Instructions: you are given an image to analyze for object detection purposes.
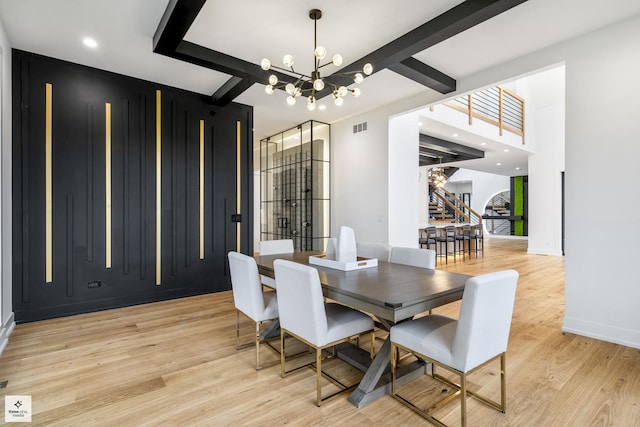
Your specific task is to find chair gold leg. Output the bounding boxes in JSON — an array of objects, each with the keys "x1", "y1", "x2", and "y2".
[
  {"x1": 501, "y1": 353, "x2": 506, "y2": 412},
  {"x1": 280, "y1": 330, "x2": 286, "y2": 378},
  {"x1": 255, "y1": 321, "x2": 261, "y2": 370},
  {"x1": 316, "y1": 347, "x2": 322, "y2": 406},
  {"x1": 370, "y1": 331, "x2": 375, "y2": 359},
  {"x1": 390, "y1": 343, "x2": 397, "y2": 395},
  {"x1": 236, "y1": 310, "x2": 240, "y2": 348},
  {"x1": 460, "y1": 373, "x2": 467, "y2": 427}
]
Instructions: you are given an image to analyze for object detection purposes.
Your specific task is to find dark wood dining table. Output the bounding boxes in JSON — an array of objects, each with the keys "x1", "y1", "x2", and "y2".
[{"x1": 254, "y1": 250, "x2": 471, "y2": 408}]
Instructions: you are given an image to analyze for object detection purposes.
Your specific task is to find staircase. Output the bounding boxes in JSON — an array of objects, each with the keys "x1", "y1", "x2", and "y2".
[
  {"x1": 483, "y1": 192, "x2": 512, "y2": 235},
  {"x1": 429, "y1": 184, "x2": 482, "y2": 225}
]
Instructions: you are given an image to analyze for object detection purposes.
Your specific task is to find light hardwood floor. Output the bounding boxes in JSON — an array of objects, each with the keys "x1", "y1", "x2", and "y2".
[{"x1": 1, "y1": 238, "x2": 639, "y2": 426}]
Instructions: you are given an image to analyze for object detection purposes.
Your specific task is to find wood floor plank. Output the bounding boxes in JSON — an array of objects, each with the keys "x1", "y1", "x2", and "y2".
[{"x1": 1, "y1": 238, "x2": 639, "y2": 426}]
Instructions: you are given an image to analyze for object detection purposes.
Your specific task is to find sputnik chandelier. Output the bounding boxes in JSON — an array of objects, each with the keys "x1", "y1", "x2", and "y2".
[
  {"x1": 260, "y1": 8, "x2": 373, "y2": 111},
  {"x1": 430, "y1": 157, "x2": 448, "y2": 189}
]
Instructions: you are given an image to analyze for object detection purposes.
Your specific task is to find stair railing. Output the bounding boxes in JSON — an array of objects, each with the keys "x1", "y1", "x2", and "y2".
[{"x1": 430, "y1": 185, "x2": 482, "y2": 225}]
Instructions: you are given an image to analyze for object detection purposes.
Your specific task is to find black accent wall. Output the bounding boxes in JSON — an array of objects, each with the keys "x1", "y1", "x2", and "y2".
[{"x1": 12, "y1": 50, "x2": 253, "y2": 322}]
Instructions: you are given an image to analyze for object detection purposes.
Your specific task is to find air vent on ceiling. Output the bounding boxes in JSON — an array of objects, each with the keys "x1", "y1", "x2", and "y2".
[{"x1": 353, "y1": 121, "x2": 368, "y2": 134}]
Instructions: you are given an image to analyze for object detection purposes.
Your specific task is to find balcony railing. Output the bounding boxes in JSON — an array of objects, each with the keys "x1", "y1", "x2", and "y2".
[{"x1": 444, "y1": 86, "x2": 525, "y2": 144}]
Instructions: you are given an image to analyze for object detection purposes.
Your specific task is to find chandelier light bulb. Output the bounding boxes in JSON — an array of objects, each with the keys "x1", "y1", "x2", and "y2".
[
  {"x1": 307, "y1": 96, "x2": 316, "y2": 111},
  {"x1": 354, "y1": 73, "x2": 364, "y2": 84},
  {"x1": 268, "y1": 75, "x2": 278, "y2": 86},
  {"x1": 332, "y1": 54, "x2": 343, "y2": 67},
  {"x1": 334, "y1": 96, "x2": 343, "y2": 106},
  {"x1": 285, "y1": 83, "x2": 296, "y2": 95},
  {"x1": 261, "y1": 58, "x2": 271, "y2": 71},
  {"x1": 314, "y1": 46, "x2": 327, "y2": 60},
  {"x1": 313, "y1": 78, "x2": 325, "y2": 91},
  {"x1": 265, "y1": 85, "x2": 274, "y2": 95},
  {"x1": 283, "y1": 54, "x2": 294, "y2": 67},
  {"x1": 337, "y1": 86, "x2": 348, "y2": 97},
  {"x1": 286, "y1": 96, "x2": 296, "y2": 106},
  {"x1": 352, "y1": 88, "x2": 361, "y2": 97},
  {"x1": 363, "y1": 63, "x2": 373, "y2": 75}
]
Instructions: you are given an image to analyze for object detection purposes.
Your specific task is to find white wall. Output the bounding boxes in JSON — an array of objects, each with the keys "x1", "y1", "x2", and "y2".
[
  {"x1": 0, "y1": 16, "x2": 15, "y2": 354},
  {"x1": 448, "y1": 168, "x2": 510, "y2": 218},
  {"x1": 331, "y1": 14, "x2": 640, "y2": 348},
  {"x1": 332, "y1": 107, "x2": 391, "y2": 244},
  {"x1": 562, "y1": 16, "x2": 640, "y2": 348},
  {"x1": 388, "y1": 113, "x2": 419, "y2": 247},
  {"x1": 515, "y1": 66, "x2": 565, "y2": 256},
  {"x1": 527, "y1": 103, "x2": 564, "y2": 256}
]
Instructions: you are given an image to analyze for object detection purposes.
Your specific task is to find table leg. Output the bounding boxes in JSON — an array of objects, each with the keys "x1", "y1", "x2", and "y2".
[
  {"x1": 347, "y1": 335, "x2": 426, "y2": 408},
  {"x1": 259, "y1": 320, "x2": 280, "y2": 340}
]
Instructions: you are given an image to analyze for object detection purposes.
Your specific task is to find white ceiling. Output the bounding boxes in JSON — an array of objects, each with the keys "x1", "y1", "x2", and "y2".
[{"x1": 1, "y1": 0, "x2": 639, "y2": 175}]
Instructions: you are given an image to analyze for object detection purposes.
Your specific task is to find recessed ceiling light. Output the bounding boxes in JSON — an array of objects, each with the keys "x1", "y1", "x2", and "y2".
[
  {"x1": 418, "y1": 122, "x2": 423, "y2": 126},
  {"x1": 318, "y1": 104, "x2": 327, "y2": 111},
  {"x1": 481, "y1": 142, "x2": 486, "y2": 146},
  {"x1": 83, "y1": 37, "x2": 98, "y2": 48},
  {"x1": 503, "y1": 149, "x2": 509, "y2": 152},
  {"x1": 452, "y1": 133, "x2": 458, "y2": 137},
  {"x1": 515, "y1": 167, "x2": 521, "y2": 170},
  {"x1": 496, "y1": 162, "x2": 501, "y2": 166}
]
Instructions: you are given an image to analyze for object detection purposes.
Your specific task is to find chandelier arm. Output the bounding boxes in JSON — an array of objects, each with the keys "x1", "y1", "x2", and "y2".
[
  {"x1": 267, "y1": 64, "x2": 312, "y2": 81},
  {"x1": 317, "y1": 62, "x2": 334, "y2": 70}
]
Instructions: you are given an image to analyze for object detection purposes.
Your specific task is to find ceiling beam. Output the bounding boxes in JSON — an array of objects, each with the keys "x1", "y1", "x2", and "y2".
[
  {"x1": 212, "y1": 76, "x2": 256, "y2": 107},
  {"x1": 419, "y1": 150, "x2": 460, "y2": 164},
  {"x1": 329, "y1": 0, "x2": 527, "y2": 93},
  {"x1": 418, "y1": 133, "x2": 485, "y2": 166},
  {"x1": 153, "y1": 0, "x2": 528, "y2": 102},
  {"x1": 153, "y1": 0, "x2": 206, "y2": 55},
  {"x1": 420, "y1": 133, "x2": 485, "y2": 158},
  {"x1": 388, "y1": 57, "x2": 456, "y2": 93}
]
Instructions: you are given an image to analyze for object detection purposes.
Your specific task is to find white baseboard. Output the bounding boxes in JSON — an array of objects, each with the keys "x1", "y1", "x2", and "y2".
[
  {"x1": 527, "y1": 247, "x2": 564, "y2": 256},
  {"x1": 487, "y1": 235, "x2": 528, "y2": 240},
  {"x1": 562, "y1": 316, "x2": 640, "y2": 350},
  {"x1": 0, "y1": 312, "x2": 15, "y2": 356}
]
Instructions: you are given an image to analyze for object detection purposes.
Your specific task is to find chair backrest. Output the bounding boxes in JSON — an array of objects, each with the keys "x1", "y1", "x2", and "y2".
[
  {"x1": 452, "y1": 270, "x2": 519, "y2": 372},
  {"x1": 445, "y1": 226, "x2": 456, "y2": 238},
  {"x1": 258, "y1": 239, "x2": 294, "y2": 255},
  {"x1": 357, "y1": 242, "x2": 391, "y2": 262},
  {"x1": 273, "y1": 259, "x2": 327, "y2": 345},
  {"x1": 426, "y1": 227, "x2": 437, "y2": 239},
  {"x1": 389, "y1": 247, "x2": 436, "y2": 269},
  {"x1": 228, "y1": 251, "x2": 268, "y2": 320}
]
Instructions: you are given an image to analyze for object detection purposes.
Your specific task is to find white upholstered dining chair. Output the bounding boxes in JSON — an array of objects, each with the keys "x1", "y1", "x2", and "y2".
[
  {"x1": 274, "y1": 259, "x2": 375, "y2": 406},
  {"x1": 390, "y1": 269, "x2": 519, "y2": 426},
  {"x1": 257, "y1": 239, "x2": 294, "y2": 288},
  {"x1": 389, "y1": 246, "x2": 436, "y2": 270},
  {"x1": 228, "y1": 251, "x2": 279, "y2": 370},
  {"x1": 356, "y1": 242, "x2": 391, "y2": 262}
]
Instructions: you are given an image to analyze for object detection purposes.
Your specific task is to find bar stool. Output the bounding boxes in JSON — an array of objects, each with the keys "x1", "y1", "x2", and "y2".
[
  {"x1": 455, "y1": 225, "x2": 472, "y2": 260},
  {"x1": 472, "y1": 224, "x2": 484, "y2": 257},
  {"x1": 436, "y1": 226, "x2": 456, "y2": 265},
  {"x1": 418, "y1": 227, "x2": 438, "y2": 256}
]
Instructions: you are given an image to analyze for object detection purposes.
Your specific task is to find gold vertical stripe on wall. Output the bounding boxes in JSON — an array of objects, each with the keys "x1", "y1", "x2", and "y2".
[
  {"x1": 156, "y1": 90, "x2": 162, "y2": 285},
  {"x1": 199, "y1": 120, "x2": 205, "y2": 259},
  {"x1": 45, "y1": 83, "x2": 53, "y2": 283},
  {"x1": 236, "y1": 121, "x2": 241, "y2": 252},
  {"x1": 105, "y1": 103, "x2": 112, "y2": 268}
]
